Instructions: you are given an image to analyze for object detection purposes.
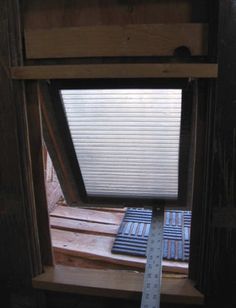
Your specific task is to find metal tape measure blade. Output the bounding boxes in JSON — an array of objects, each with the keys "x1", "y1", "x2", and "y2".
[{"x1": 141, "y1": 207, "x2": 164, "y2": 308}]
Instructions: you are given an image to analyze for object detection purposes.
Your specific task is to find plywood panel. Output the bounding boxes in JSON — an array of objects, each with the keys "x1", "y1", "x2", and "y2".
[{"x1": 25, "y1": 23, "x2": 208, "y2": 58}]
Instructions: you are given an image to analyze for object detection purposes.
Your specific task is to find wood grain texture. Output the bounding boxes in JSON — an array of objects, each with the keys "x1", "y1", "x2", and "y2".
[
  {"x1": 195, "y1": 1, "x2": 236, "y2": 305},
  {"x1": 51, "y1": 228, "x2": 188, "y2": 274},
  {"x1": 24, "y1": 0, "x2": 207, "y2": 30},
  {"x1": 51, "y1": 206, "x2": 123, "y2": 225},
  {"x1": 52, "y1": 228, "x2": 145, "y2": 268},
  {"x1": 50, "y1": 216, "x2": 119, "y2": 236},
  {"x1": 53, "y1": 251, "x2": 143, "y2": 272},
  {"x1": 25, "y1": 81, "x2": 54, "y2": 266},
  {"x1": 39, "y1": 81, "x2": 82, "y2": 205},
  {"x1": 24, "y1": 23, "x2": 208, "y2": 59},
  {"x1": 32, "y1": 265, "x2": 204, "y2": 304},
  {"x1": 0, "y1": 0, "x2": 43, "y2": 290},
  {"x1": 11, "y1": 63, "x2": 218, "y2": 79}
]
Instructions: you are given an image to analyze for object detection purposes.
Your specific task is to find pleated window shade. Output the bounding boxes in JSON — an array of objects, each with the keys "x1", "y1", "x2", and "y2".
[{"x1": 60, "y1": 89, "x2": 182, "y2": 199}]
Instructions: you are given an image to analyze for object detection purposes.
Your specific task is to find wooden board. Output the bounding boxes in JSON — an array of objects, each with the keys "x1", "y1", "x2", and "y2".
[
  {"x1": 51, "y1": 206, "x2": 123, "y2": 225},
  {"x1": 50, "y1": 216, "x2": 119, "y2": 236},
  {"x1": 51, "y1": 228, "x2": 188, "y2": 274},
  {"x1": 24, "y1": 0, "x2": 207, "y2": 30},
  {"x1": 25, "y1": 82, "x2": 54, "y2": 265},
  {"x1": 24, "y1": 24, "x2": 208, "y2": 59},
  {"x1": 52, "y1": 228, "x2": 144, "y2": 268},
  {"x1": 11, "y1": 63, "x2": 218, "y2": 79},
  {"x1": 32, "y1": 265, "x2": 204, "y2": 304},
  {"x1": 53, "y1": 251, "x2": 143, "y2": 272},
  {"x1": 83, "y1": 207, "x2": 126, "y2": 213}
]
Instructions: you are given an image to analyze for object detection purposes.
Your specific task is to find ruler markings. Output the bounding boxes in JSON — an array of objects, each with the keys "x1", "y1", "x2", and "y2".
[{"x1": 141, "y1": 207, "x2": 164, "y2": 308}]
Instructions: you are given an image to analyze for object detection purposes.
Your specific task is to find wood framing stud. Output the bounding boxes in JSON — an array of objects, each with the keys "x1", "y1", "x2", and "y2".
[
  {"x1": 11, "y1": 63, "x2": 218, "y2": 80},
  {"x1": 24, "y1": 24, "x2": 208, "y2": 59}
]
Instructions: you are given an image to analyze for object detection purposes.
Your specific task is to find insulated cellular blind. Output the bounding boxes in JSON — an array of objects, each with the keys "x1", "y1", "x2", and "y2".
[{"x1": 61, "y1": 89, "x2": 182, "y2": 199}]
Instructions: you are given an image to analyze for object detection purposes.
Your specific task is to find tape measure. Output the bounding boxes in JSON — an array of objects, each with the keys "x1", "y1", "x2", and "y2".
[{"x1": 141, "y1": 207, "x2": 164, "y2": 308}]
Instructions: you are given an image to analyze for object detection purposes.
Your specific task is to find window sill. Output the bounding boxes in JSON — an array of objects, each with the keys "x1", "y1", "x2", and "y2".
[{"x1": 32, "y1": 265, "x2": 204, "y2": 305}]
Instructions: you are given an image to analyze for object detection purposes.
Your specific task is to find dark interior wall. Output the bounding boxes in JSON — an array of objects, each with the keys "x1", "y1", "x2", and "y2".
[
  {"x1": 23, "y1": 0, "x2": 208, "y2": 29},
  {"x1": 190, "y1": 1, "x2": 236, "y2": 307},
  {"x1": 1, "y1": 0, "x2": 236, "y2": 307},
  {"x1": 0, "y1": 0, "x2": 44, "y2": 306},
  {"x1": 201, "y1": 1, "x2": 236, "y2": 306}
]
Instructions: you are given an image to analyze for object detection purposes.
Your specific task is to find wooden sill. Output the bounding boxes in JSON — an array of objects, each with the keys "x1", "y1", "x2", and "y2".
[{"x1": 32, "y1": 265, "x2": 204, "y2": 305}]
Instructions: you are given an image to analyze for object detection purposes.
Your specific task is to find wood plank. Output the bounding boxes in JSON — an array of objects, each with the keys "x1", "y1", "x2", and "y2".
[
  {"x1": 51, "y1": 206, "x2": 123, "y2": 225},
  {"x1": 51, "y1": 228, "x2": 143, "y2": 268},
  {"x1": 50, "y1": 216, "x2": 119, "y2": 236},
  {"x1": 25, "y1": 81, "x2": 54, "y2": 265},
  {"x1": 51, "y1": 228, "x2": 188, "y2": 274},
  {"x1": 0, "y1": 0, "x2": 43, "y2": 289},
  {"x1": 24, "y1": 23, "x2": 208, "y2": 59},
  {"x1": 82, "y1": 207, "x2": 126, "y2": 213},
  {"x1": 39, "y1": 81, "x2": 82, "y2": 206},
  {"x1": 54, "y1": 251, "x2": 143, "y2": 272},
  {"x1": 11, "y1": 63, "x2": 218, "y2": 79},
  {"x1": 24, "y1": 0, "x2": 207, "y2": 30},
  {"x1": 33, "y1": 265, "x2": 204, "y2": 304},
  {"x1": 53, "y1": 250, "x2": 188, "y2": 274}
]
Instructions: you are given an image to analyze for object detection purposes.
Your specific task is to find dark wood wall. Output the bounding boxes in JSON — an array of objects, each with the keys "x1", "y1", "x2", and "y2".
[
  {"x1": 0, "y1": 0, "x2": 236, "y2": 307},
  {"x1": 202, "y1": 0, "x2": 236, "y2": 306},
  {"x1": 0, "y1": 0, "x2": 39, "y2": 298},
  {"x1": 23, "y1": 0, "x2": 207, "y2": 29}
]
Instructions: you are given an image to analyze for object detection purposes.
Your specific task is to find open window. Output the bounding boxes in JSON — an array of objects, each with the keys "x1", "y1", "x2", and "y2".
[
  {"x1": 34, "y1": 78, "x2": 203, "y2": 304},
  {"x1": 41, "y1": 79, "x2": 195, "y2": 209}
]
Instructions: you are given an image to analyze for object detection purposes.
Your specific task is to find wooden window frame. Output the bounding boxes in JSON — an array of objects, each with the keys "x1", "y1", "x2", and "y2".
[
  {"x1": 40, "y1": 78, "x2": 195, "y2": 209},
  {"x1": 22, "y1": 76, "x2": 204, "y2": 305}
]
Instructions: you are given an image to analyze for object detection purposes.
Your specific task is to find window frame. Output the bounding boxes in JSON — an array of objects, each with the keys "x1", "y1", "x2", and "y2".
[{"x1": 43, "y1": 78, "x2": 195, "y2": 208}]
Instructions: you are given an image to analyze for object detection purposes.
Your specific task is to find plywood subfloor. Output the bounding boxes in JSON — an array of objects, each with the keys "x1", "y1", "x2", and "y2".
[{"x1": 50, "y1": 206, "x2": 188, "y2": 274}]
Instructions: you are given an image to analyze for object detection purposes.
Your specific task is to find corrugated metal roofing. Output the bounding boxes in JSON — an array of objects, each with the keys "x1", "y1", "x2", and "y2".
[{"x1": 61, "y1": 89, "x2": 182, "y2": 199}]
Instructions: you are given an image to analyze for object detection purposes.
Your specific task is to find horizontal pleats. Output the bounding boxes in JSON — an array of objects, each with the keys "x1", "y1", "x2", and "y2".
[{"x1": 61, "y1": 89, "x2": 182, "y2": 198}]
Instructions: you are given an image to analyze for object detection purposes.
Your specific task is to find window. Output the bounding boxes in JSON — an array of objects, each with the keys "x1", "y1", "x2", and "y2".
[{"x1": 45, "y1": 80, "x2": 194, "y2": 208}]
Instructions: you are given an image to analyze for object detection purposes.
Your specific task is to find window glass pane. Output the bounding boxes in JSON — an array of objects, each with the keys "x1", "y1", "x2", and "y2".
[{"x1": 61, "y1": 89, "x2": 182, "y2": 199}]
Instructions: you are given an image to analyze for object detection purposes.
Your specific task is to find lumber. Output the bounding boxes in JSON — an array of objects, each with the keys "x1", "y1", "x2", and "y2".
[
  {"x1": 52, "y1": 228, "x2": 144, "y2": 268},
  {"x1": 83, "y1": 207, "x2": 126, "y2": 213},
  {"x1": 24, "y1": 24, "x2": 208, "y2": 59},
  {"x1": 51, "y1": 228, "x2": 188, "y2": 274},
  {"x1": 50, "y1": 206, "x2": 123, "y2": 225},
  {"x1": 25, "y1": 81, "x2": 53, "y2": 265},
  {"x1": 11, "y1": 63, "x2": 218, "y2": 79},
  {"x1": 50, "y1": 216, "x2": 119, "y2": 236},
  {"x1": 33, "y1": 265, "x2": 204, "y2": 304}
]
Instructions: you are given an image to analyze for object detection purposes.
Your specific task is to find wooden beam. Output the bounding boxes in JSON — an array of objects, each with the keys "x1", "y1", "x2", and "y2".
[
  {"x1": 50, "y1": 206, "x2": 123, "y2": 225},
  {"x1": 50, "y1": 216, "x2": 119, "y2": 237},
  {"x1": 0, "y1": 0, "x2": 43, "y2": 291},
  {"x1": 33, "y1": 265, "x2": 204, "y2": 305},
  {"x1": 51, "y1": 228, "x2": 188, "y2": 274},
  {"x1": 39, "y1": 81, "x2": 82, "y2": 205},
  {"x1": 11, "y1": 63, "x2": 218, "y2": 79},
  {"x1": 25, "y1": 81, "x2": 54, "y2": 266},
  {"x1": 24, "y1": 24, "x2": 208, "y2": 59}
]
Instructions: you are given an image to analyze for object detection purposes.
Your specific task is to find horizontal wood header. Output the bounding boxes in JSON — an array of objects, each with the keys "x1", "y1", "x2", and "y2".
[
  {"x1": 33, "y1": 265, "x2": 204, "y2": 304},
  {"x1": 25, "y1": 23, "x2": 208, "y2": 59},
  {"x1": 11, "y1": 63, "x2": 218, "y2": 80}
]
